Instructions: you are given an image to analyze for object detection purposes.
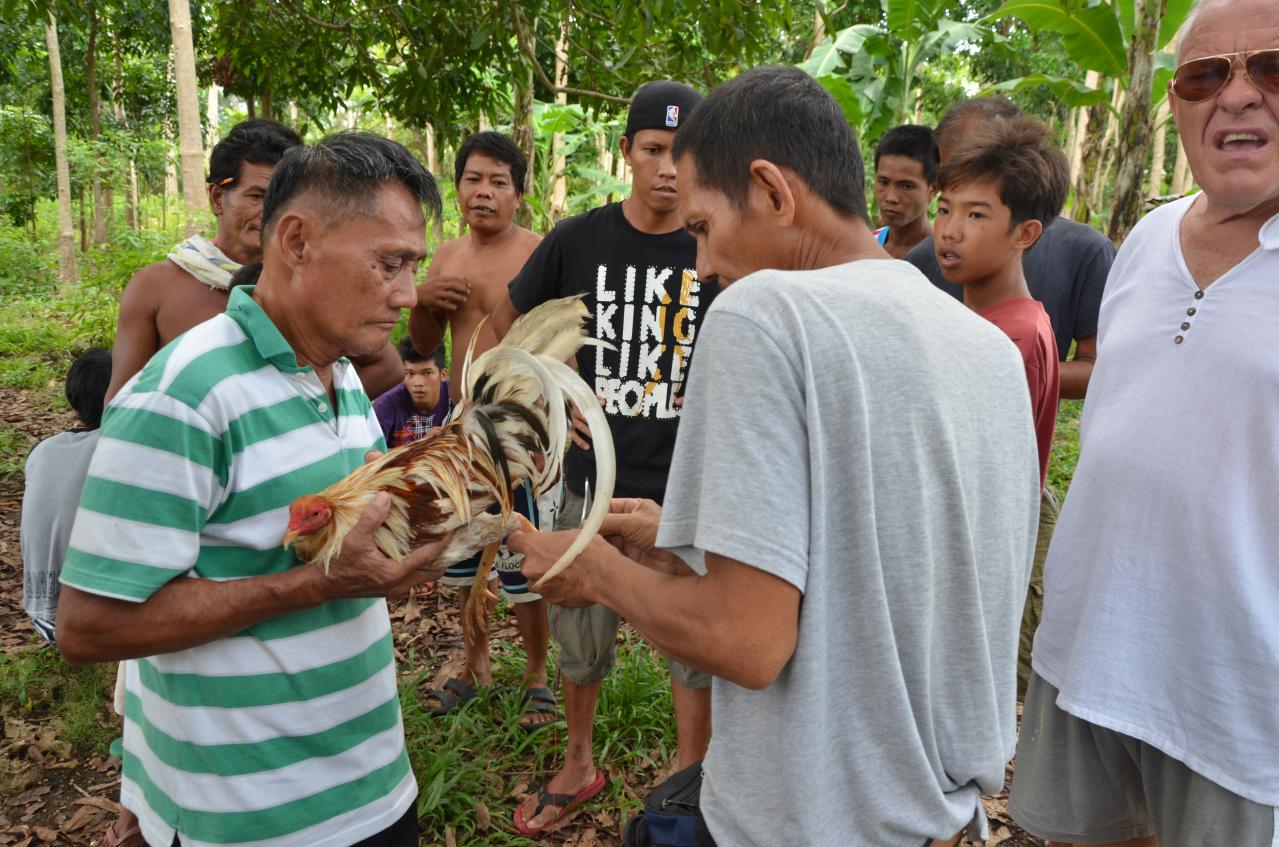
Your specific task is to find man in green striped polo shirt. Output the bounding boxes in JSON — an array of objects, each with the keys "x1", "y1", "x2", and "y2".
[{"x1": 56, "y1": 133, "x2": 446, "y2": 847}]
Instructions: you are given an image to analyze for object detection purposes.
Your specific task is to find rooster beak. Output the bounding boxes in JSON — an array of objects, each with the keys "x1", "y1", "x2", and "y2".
[{"x1": 282, "y1": 529, "x2": 299, "y2": 550}]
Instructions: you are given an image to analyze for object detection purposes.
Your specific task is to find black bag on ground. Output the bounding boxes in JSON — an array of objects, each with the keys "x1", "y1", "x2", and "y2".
[{"x1": 622, "y1": 761, "x2": 717, "y2": 847}]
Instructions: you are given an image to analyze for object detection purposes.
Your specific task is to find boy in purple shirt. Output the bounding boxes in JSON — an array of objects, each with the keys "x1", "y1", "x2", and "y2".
[{"x1": 373, "y1": 338, "x2": 450, "y2": 448}]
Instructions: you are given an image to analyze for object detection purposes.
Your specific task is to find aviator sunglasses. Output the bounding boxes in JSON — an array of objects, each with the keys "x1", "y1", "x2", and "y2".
[{"x1": 1171, "y1": 49, "x2": 1279, "y2": 102}]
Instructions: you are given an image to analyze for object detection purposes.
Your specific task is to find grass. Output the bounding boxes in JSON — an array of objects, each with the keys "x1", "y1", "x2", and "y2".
[
  {"x1": 0, "y1": 644, "x2": 118, "y2": 755},
  {"x1": 401, "y1": 630, "x2": 675, "y2": 845},
  {"x1": 1048, "y1": 399, "x2": 1083, "y2": 495},
  {"x1": 0, "y1": 424, "x2": 33, "y2": 480}
]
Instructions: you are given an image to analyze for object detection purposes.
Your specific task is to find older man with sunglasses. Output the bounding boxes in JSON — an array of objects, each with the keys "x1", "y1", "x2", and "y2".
[{"x1": 1008, "y1": 1, "x2": 1279, "y2": 846}]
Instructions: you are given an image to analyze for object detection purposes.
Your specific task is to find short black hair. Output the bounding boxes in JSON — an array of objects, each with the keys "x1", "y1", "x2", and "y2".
[
  {"x1": 875, "y1": 124, "x2": 941, "y2": 185},
  {"x1": 454, "y1": 132, "x2": 528, "y2": 196},
  {"x1": 398, "y1": 337, "x2": 446, "y2": 369},
  {"x1": 937, "y1": 115, "x2": 1070, "y2": 245},
  {"x1": 229, "y1": 261, "x2": 262, "y2": 288},
  {"x1": 208, "y1": 119, "x2": 302, "y2": 186},
  {"x1": 673, "y1": 66, "x2": 868, "y2": 222},
  {"x1": 65, "y1": 348, "x2": 111, "y2": 428},
  {"x1": 262, "y1": 132, "x2": 442, "y2": 233},
  {"x1": 935, "y1": 96, "x2": 1021, "y2": 154}
]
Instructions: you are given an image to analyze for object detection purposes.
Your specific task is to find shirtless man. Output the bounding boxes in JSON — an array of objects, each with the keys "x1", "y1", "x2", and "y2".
[
  {"x1": 106, "y1": 118, "x2": 403, "y2": 402},
  {"x1": 407, "y1": 131, "x2": 552, "y2": 729}
]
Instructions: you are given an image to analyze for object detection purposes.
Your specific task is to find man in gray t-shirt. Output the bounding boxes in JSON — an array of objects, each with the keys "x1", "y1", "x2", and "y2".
[{"x1": 514, "y1": 68, "x2": 1038, "y2": 846}]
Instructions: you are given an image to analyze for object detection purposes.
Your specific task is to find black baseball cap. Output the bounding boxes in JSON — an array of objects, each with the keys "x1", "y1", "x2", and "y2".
[{"x1": 624, "y1": 81, "x2": 703, "y2": 137}]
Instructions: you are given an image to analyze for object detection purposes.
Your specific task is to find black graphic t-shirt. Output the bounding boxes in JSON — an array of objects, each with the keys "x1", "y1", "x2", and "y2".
[{"x1": 508, "y1": 202, "x2": 718, "y2": 503}]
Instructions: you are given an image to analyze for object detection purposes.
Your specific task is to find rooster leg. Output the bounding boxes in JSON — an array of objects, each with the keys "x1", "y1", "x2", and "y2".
[
  {"x1": 462, "y1": 541, "x2": 502, "y2": 645},
  {"x1": 512, "y1": 512, "x2": 538, "y2": 534}
]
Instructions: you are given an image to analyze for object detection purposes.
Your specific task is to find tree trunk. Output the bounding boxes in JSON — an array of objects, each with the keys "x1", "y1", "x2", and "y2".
[
  {"x1": 45, "y1": 13, "x2": 77, "y2": 286},
  {"x1": 289, "y1": 100, "x2": 298, "y2": 126},
  {"x1": 261, "y1": 75, "x2": 273, "y2": 121},
  {"x1": 511, "y1": 45, "x2": 536, "y2": 230},
  {"x1": 424, "y1": 124, "x2": 439, "y2": 174},
  {"x1": 206, "y1": 83, "x2": 221, "y2": 160},
  {"x1": 1071, "y1": 81, "x2": 1109, "y2": 224},
  {"x1": 114, "y1": 38, "x2": 137, "y2": 230},
  {"x1": 1088, "y1": 83, "x2": 1126, "y2": 214},
  {"x1": 164, "y1": 48, "x2": 179, "y2": 232},
  {"x1": 88, "y1": 6, "x2": 108, "y2": 244},
  {"x1": 597, "y1": 131, "x2": 614, "y2": 204},
  {"x1": 1172, "y1": 137, "x2": 1193, "y2": 194},
  {"x1": 548, "y1": 14, "x2": 570, "y2": 220},
  {"x1": 1107, "y1": 0, "x2": 1167, "y2": 242},
  {"x1": 246, "y1": 93, "x2": 256, "y2": 117},
  {"x1": 169, "y1": 0, "x2": 207, "y2": 235},
  {"x1": 1147, "y1": 97, "x2": 1171, "y2": 197},
  {"x1": 804, "y1": 7, "x2": 827, "y2": 61}
]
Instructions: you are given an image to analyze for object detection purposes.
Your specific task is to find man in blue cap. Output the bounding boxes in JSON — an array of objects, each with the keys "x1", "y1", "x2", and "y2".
[{"x1": 493, "y1": 80, "x2": 717, "y2": 837}]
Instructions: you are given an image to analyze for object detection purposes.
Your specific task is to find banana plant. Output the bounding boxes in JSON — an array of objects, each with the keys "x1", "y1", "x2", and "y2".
[
  {"x1": 799, "y1": 0, "x2": 987, "y2": 141},
  {"x1": 982, "y1": 0, "x2": 1193, "y2": 105}
]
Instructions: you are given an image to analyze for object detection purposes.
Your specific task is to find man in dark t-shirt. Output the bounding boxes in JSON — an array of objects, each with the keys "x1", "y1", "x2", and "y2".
[
  {"x1": 492, "y1": 81, "x2": 717, "y2": 836},
  {"x1": 905, "y1": 97, "x2": 1116, "y2": 399}
]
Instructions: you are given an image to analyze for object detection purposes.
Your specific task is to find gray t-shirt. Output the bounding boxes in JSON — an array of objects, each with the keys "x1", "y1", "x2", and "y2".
[
  {"x1": 21, "y1": 429, "x2": 99, "y2": 623},
  {"x1": 906, "y1": 217, "x2": 1115, "y2": 361},
  {"x1": 657, "y1": 260, "x2": 1039, "y2": 845}
]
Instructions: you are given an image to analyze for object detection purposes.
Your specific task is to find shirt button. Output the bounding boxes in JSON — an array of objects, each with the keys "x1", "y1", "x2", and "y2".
[
  {"x1": 1194, "y1": 290, "x2": 1205, "y2": 299},
  {"x1": 1181, "y1": 322, "x2": 1191, "y2": 330},
  {"x1": 316, "y1": 402, "x2": 329, "y2": 413},
  {"x1": 1187, "y1": 307, "x2": 1197, "y2": 316},
  {"x1": 1174, "y1": 335, "x2": 1184, "y2": 344}
]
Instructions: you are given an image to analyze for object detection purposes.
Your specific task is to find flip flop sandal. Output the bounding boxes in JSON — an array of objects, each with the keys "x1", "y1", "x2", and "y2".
[
  {"x1": 512, "y1": 770, "x2": 607, "y2": 836},
  {"x1": 519, "y1": 686, "x2": 558, "y2": 731},
  {"x1": 423, "y1": 677, "x2": 478, "y2": 716},
  {"x1": 100, "y1": 817, "x2": 144, "y2": 847}
]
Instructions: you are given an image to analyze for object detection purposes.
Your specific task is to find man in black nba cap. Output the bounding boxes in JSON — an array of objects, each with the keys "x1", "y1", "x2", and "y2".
[{"x1": 494, "y1": 80, "x2": 717, "y2": 836}]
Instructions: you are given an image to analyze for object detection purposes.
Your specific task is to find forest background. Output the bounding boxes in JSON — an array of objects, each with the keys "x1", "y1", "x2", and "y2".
[{"x1": 0, "y1": 0, "x2": 1192, "y2": 844}]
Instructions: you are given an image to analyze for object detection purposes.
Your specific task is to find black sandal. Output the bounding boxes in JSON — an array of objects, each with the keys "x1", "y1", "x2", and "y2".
[
  {"x1": 519, "y1": 686, "x2": 558, "y2": 731},
  {"x1": 423, "y1": 677, "x2": 477, "y2": 716}
]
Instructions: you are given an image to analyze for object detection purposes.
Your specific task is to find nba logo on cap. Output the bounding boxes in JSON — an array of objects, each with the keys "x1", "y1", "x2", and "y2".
[{"x1": 665, "y1": 105, "x2": 679, "y2": 127}]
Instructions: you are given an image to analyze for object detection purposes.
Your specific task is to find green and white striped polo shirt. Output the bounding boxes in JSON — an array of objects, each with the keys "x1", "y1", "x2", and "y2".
[{"x1": 60, "y1": 286, "x2": 416, "y2": 847}]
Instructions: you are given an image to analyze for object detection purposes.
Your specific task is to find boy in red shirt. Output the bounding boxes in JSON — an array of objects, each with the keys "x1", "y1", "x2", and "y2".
[{"x1": 934, "y1": 115, "x2": 1070, "y2": 693}]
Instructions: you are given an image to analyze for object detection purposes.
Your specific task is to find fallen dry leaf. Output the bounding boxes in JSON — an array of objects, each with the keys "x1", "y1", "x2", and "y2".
[
  {"x1": 472, "y1": 800, "x2": 490, "y2": 832},
  {"x1": 72, "y1": 797, "x2": 119, "y2": 815},
  {"x1": 30, "y1": 828, "x2": 56, "y2": 844},
  {"x1": 443, "y1": 824, "x2": 457, "y2": 847}
]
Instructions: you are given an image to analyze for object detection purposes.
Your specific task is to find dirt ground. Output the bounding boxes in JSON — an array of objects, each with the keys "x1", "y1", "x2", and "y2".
[{"x1": 0, "y1": 386, "x2": 1039, "y2": 847}]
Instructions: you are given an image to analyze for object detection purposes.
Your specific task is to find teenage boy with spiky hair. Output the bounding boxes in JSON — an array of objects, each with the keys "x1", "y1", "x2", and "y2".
[{"x1": 934, "y1": 114, "x2": 1070, "y2": 694}]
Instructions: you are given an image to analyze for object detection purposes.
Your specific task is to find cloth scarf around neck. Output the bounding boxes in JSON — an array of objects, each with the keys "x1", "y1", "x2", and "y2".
[{"x1": 167, "y1": 235, "x2": 241, "y2": 290}]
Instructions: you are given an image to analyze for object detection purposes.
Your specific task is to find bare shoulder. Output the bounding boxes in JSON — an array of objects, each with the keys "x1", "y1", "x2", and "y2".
[
  {"x1": 427, "y1": 236, "x2": 466, "y2": 273},
  {"x1": 514, "y1": 225, "x2": 543, "y2": 250},
  {"x1": 122, "y1": 258, "x2": 182, "y2": 302}
]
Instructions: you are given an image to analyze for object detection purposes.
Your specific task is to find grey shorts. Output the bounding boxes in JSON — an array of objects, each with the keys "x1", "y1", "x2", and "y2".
[
  {"x1": 1010, "y1": 672, "x2": 1279, "y2": 847},
  {"x1": 551, "y1": 487, "x2": 710, "y2": 690}
]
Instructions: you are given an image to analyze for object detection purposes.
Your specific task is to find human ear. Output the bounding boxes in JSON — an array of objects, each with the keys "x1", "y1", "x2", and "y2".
[
  {"x1": 747, "y1": 160, "x2": 797, "y2": 226},
  {"x1": 1012, "y1": 219, "x2": 1043, "y2": 252},
  {"x1": 271, "y1": 212, "x2": 309, "y2": 273},
  {"x1": 619, "y1": 135, "x2": 632, "y2": 166},
  {"x1": 208, "y1": 184, "x2": 224, "y2": 217}
]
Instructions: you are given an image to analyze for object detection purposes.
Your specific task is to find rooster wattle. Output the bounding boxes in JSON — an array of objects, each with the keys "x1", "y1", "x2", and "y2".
[{"x1": 283, "y1": 295, "x2": 616, "y2": 640}]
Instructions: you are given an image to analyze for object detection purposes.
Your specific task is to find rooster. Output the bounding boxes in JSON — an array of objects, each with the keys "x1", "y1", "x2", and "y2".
[{"x1": 282, "y1": 295, "x2": 615, "y2": 639}]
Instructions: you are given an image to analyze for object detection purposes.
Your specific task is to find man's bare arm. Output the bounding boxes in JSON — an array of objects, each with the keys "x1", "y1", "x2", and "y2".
[
  {"x1": 57, "y1": 494, "x2": 452, "y2": 665},
  {"x1": 1060, "y1": 333, "x2": 1097, "y2": 400},
  {"x1": 489, "y1": 294, "x2": 522, "y2": 340},
  {"x1": 351, "y1": 345, "x2": 404, "y2": 399},
  {"x1": 409, "y1": 251, "x2": 471, "y2": 355},
  {"x1": 105, "y1": 270, "x2": 163, "y2": 402},
  {"x1": 513, "y1": 531, "x2": 801, "y2": 690}
]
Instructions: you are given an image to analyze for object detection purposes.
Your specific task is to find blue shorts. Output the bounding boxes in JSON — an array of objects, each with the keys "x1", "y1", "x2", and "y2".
[{"x1": 439, "y1": 482, "x2": 540, "y2": 602}]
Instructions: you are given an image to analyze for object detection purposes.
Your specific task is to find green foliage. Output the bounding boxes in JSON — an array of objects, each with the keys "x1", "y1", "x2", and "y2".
[
  {"x1": 801, "y1": 1, "x2": 989, "y2": 141},
  {"x1": 0, "y1": 646, "x2": 118, "y2": 754},
  {"x1": 1048, "y1": 399, "x2": 1082, "y2": 495},
  {"x1": 401, "y1": 630, "x2": 675, "y2": 844},
  {"x1": 0, "y1": 424, "x2": 32, "y2": 480}
]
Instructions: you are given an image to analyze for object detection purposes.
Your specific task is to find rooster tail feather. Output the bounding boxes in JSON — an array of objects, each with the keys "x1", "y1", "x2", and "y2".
[{"x1": 533, "y1": 357, "x2": 616, "y2": 588}]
